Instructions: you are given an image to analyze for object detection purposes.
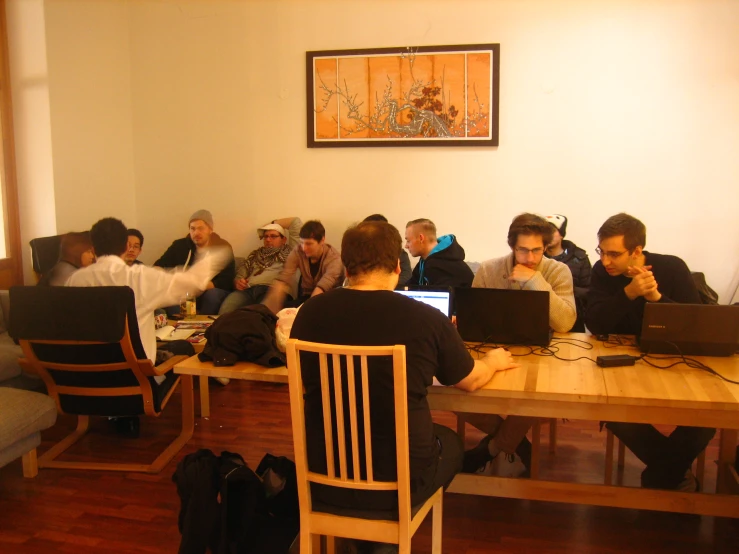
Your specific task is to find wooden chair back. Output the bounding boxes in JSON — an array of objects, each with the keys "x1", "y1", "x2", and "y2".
[{"x1": 287, "y1": 338, "x2": 442, "y2": 553}]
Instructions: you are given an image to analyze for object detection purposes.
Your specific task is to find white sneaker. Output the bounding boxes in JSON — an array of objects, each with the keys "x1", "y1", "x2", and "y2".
[
  {"x1": 214, "y1": 377, "x2": 230, "y2": 386},
  {"x1": 490, "y1": 452, "x2": 527, "y2": 478}
]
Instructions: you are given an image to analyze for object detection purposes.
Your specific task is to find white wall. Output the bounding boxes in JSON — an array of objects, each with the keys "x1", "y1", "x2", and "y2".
[{"x1": 12, "y1": 0, "x2": 739, "y2": 300}]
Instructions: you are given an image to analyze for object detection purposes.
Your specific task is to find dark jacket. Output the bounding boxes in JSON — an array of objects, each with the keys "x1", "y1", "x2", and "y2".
[
  {"x1": 199, "y1": 304, "x2": 285, "y2": 367},
  {"x1": 407, "y1": 234, "x2": 474, "y2": 288},
  {"x1": 399, "y1": 250, "x2": 412, "y2": 286},
  {"x1": 585, "y1": 251, "x2": 700, "y2": 336},
  {"x1": 154, "y1": 232, "x2": 235, "y2": 291}
]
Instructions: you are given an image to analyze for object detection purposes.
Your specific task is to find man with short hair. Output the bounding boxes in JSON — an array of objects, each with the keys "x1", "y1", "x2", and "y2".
[
  {"x1": 218, "y1": 217, "x2": 302, "y2": 314},
  {"x1": 67, "y1": 217, "x2": 227, "y2": 365},
  {"x1": 463, "y1": 213, "x2": 576, "y2": 477},
  {"x1": 363, "y1": 214, "x2": 412, "y2": 285},
  {"x1": 404, "y1": 218, "x2": 474, "y2": 287},
  {"x1": 586, "y1": 213, "x2": 712, "y2": 491},
  {"x1": 290, "y1": 220, "x2": 519, "y2": 549},
  {"x1": 263, "y1": 220, "x2": 344, "y2": 312},
  {"x1": 155, "y1": 210, "x2": 235, "y2": 314},
  {"x1": 543, "y1": 214, "x2": 591, "y2": 332},
  {"x1": 123, "y1": 229, "x2": 144, "y2": 266}
]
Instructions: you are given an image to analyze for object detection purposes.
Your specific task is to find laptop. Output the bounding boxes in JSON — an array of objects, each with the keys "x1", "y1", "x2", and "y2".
[
  {"x1": 394, "y1": 286, "x2": 452, "y2": 319},
  {"x1": 640, "y1": 303, "x2": 739, "y2": 357},
  {"x1": 454, "y1": 287, "x2": 551, "y2": 346}
]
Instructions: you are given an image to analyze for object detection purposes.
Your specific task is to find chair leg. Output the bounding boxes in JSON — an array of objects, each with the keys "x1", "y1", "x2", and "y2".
[
  {"x1": 22, "y1": 448, "x2": 38, "y2": 478},
  {"x1": 199, "y1": 374, "x2": 210, "y2": 418},
  {"x1": 695, "y1": 449, "x2": 706, "y2": 483},
  {"x1": 456, "y1": 413, "x2": 466, "y2": 442},
  {"x1": 530, "y1": 420, "x2": 541, "y2": 479},
  {"x1": 548, "y1": 418, "x2": 558, "y2": 454},
  {"x1": 38, "y1": 414, "x2": 90, "y2": 468},
  {"x1": 605, "y1": 429, "x2": 614, "y2": 485},
  {"x1": 431, "y1": 490, "x2": 443, "y2": 554}
]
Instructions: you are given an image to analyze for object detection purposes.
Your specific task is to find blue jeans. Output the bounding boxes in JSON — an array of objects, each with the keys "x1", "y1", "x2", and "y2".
[{"x1": 218, "y1": 285, "x2": 271, "y2": 315}]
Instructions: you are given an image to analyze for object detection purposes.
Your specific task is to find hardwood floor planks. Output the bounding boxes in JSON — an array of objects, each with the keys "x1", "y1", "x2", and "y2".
[{"x1": 0, "y1": 378, "x2": 737, "y2": 553}]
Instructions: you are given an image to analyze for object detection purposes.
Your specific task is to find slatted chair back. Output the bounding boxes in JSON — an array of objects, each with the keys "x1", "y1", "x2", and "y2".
[{"x1": 286, "y1": 338, "x2": 443, "y2": 554}]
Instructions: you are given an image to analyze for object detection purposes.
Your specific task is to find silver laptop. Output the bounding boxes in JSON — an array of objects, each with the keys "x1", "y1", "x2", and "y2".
[{"x1": 394, "y1": 287, "x2": 452, "y2": 318}]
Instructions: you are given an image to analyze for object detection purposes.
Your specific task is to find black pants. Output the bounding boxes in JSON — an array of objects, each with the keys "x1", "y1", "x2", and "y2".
[
  {"x1": 312, "y1": 423, "x2": 463, "y2": 515},
  {"x1": 605, "y1": 422, "x2": 716, "y2": 489}
]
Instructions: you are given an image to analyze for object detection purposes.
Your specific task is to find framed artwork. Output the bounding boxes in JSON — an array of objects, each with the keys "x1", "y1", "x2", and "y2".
[{"x1": 306, "y1": 44, "x2": 500, "y2": 148}]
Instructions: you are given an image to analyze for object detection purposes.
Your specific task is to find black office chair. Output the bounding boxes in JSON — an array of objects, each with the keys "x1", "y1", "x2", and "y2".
[
  {"x1": 8, "y1": 286, "x2": 193, "y2": 473},
  {"x1": 29, "y1": 235, "x2": 63, "y2": 282}
]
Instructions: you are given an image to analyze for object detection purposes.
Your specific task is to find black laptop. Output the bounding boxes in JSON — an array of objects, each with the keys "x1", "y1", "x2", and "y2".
[
  {"x1": 640, "y1": 303, "x2": 739, "y2": 357},
  {"x1": 454, "y1": 287, "x2": 551, "y2": 346},
  {"x1": 394, "y1": 286, "x2": 452, "y2": 319}
]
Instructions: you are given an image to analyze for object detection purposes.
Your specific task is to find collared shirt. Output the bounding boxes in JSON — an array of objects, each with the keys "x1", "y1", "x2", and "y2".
[{"x1": 66, "y1": 255, "x2": 214, "y2": 363}]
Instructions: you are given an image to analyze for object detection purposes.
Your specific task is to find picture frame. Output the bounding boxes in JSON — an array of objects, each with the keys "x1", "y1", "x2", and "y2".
[{"x1": 306, "y1": 44, "x2": 500, "y2": 148}]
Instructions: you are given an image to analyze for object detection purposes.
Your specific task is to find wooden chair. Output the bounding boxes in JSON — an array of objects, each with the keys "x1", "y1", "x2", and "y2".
[
  {"x1": 286, "y1": 339, "x2": 443, "y2": 554},
  {"x1": 8, "y1": 286, "x2": 194, "y2": 473},
  {"x1": 29, "y1": 234, "x2": 63, "y2": 282}
]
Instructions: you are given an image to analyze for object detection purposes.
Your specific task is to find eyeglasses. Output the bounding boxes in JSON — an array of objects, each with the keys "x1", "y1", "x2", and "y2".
[
  {"x1": 263, "y1": 234, "x2": 282, "y2": 240},
  {"x1": 127, "y1": 243, "x2": 141, "y2": 251},
  {"x1": 595, "y1": 246, "x2": 628, "y2": 260},
  {"x1": 514, "y1": 247, "x2": 544, "y2": 256}
]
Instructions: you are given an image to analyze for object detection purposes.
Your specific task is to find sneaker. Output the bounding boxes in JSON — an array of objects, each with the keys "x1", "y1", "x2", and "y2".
[
  {"x1": 515, "y1": 436, "x2": 532, "y2": 472},
  {"x1": 490, "y1": 452, "x2": 527, "y2": 478},
  {"x1": 214, "y1": 377, "x2": 230, "y2": 386},
  {"x1": 462, "y1": 435, "x2": 495, "y2": 473},
  {"x1": 675, "y1": 470, "x2": 699, "y2": 493}
]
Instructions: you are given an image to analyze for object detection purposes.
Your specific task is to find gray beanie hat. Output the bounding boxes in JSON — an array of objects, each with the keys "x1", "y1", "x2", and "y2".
[{"x1": 189, "y1": 209, "x2": 214, "y2": 229}]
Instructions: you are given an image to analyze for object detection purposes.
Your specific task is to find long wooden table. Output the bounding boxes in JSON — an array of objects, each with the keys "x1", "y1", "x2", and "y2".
[{"x1": 428, "y1": 333, "x2": 739, "y2": 517}]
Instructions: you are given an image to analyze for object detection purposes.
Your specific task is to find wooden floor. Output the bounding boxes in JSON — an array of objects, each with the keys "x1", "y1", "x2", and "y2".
[{"x1": 1, "y1": 379, "x2": 737, "y2": 553}]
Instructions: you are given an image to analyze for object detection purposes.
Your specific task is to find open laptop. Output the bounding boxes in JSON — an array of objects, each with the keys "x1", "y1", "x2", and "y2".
[
  {"x1": 454, "y1": 288, "x2": 551, "y2": 346},
  {"x1": 640, "y1": 303, "x2": 739, "y2": 357},
  {"x1": 394, "y1": 286, "x2": 452, "y2": 319}
]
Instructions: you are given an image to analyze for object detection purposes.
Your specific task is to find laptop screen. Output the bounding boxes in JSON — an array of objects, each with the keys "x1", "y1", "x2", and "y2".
[{"x1": 394, "y1": 288, "x2": 452, "y2": 318}]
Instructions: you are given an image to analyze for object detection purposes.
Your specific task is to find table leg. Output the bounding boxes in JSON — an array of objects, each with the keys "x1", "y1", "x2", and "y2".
[
  {"x1": 531, "y1": 421, "x2": 541, "y2": 479},
  {"x1": 199, "y1": 375, "x2": 210, "y2": 418},
  {"x1": 716, "y1": 428, "x2": 738, "y2": 494}
]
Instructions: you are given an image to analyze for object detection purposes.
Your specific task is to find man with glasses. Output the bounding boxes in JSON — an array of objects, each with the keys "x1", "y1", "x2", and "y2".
[
  {"x1": 586, "y1": 213, "x2": 711, "y2": 492},
  {"x1": 463, "y1": 213, "x2": 576, "y2": 478},
  {"x1": 123, "y1": 229, "x2": 144, "y2": 266},
  {"x1": 218, "y1": 217, "x2": 302, "y2": 314}
]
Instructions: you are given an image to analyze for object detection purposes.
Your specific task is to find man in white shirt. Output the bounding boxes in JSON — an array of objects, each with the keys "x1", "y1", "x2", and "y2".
[{"x1": 67, "y1": 217, "x2": 228, "y2": 365}]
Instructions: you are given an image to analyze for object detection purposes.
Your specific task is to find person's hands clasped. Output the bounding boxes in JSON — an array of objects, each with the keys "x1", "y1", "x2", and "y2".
[
  {"x1": 508, "y1": 264, "x2": 536, "y2": 284},
  {"x1": 482, "y1": 348, "x2": 521, "y2": 372},
  {"x1": 624, "y1": 265, "x2": 661, "y2": 302},
  {"x1": 235, "y1": 278, "x2": 249, "y2": 291}
]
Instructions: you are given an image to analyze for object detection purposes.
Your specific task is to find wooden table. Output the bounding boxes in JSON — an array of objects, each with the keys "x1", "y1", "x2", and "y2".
[
  {"x1": 428, "y1": 333, "x2": 739, "y2": 518},
  {"x1": 174, "y1": 354, "x2": 287, "y2": 417}
]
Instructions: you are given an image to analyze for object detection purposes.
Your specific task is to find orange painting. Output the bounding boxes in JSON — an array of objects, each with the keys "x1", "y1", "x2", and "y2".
[{"x1": 308, "y1": 44, "x2": 500, "y2": 147}]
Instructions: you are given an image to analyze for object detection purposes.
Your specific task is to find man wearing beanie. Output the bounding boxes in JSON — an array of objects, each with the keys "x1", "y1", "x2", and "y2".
[
  {"x1": 544, "y1": 214, "x2": 592, "y2": 332},
  {"x1": 155, "y1": 209, "x2": 235, "y2": 314}
]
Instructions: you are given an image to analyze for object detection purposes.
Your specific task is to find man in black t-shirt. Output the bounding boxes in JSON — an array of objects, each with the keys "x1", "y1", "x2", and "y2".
[
  {"x1": 586, "y1": 213, "x2": 713, "y2": 492},
  {"x1": 291, "y1": 221, "x2": 519, "y2": 521}
]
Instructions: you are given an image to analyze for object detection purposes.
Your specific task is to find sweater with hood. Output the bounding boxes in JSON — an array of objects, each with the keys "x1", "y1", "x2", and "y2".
[{"x1": 407, "y1": 234, "x2": 474, "y2": 288}]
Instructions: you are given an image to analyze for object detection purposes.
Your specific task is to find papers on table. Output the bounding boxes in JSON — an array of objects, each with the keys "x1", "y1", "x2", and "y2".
[{"x1": 155, "y1": 325, "x2": 196, "y2": 341}]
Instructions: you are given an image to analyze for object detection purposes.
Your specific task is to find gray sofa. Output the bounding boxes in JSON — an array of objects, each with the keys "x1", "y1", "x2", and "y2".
[{"x1": 0, "y1": 290, "x2": 57, "y2": 477}]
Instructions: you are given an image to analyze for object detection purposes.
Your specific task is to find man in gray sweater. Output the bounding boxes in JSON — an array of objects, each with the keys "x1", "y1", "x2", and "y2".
[{"x1": 463, "y1": 213, "x2": 576, "y2": 478}]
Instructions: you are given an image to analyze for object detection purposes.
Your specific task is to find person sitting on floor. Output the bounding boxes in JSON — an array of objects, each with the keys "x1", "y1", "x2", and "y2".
[
  {"x1": 219, "y1": 217, "x2": 302, "y2": 314},
  {"x1": 290, "y1": 219, "x2": 519, "y2": 553},
  {"x1": 123, "y1": 228, "x2": 145, "y2": 266},
  {"x1": 154, "y1": 209, "x2": 236, "y2": 315},
  {"x1": 39, "y1": 231, "x2": 95, "y2": 286},
  {"x1": 586, "y1": 212, "x2": 713, "y2": 492},
  {"x1": 262, "y1": 220, "x2": 344, "y2": 313}
]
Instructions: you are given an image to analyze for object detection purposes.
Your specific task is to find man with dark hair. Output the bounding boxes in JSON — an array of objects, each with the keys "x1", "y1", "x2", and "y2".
[
  {"x1": 67, "y1": 217, "x2": 227, "y2": 365},
  {"x1": 154, "y1": 210, "x2": 235, "y2": 314},
  {"x1": 543, "y1": 214, "x2": 591, "y2": 332},
  {"x1": 219, "y1": 217, "x2": 302, "y2": 314},
  {"x1": 263, "y1": 219, "x2": 344, "y2": 312},
  {"x1": 363, "y1": 214, "x2": 412, "y2": 284},
  {"x1": 463, "y1": 213, "x2": 576, "y2": 478},
  {"x1": 123, "y1": 229, "x2": 144, "y2": 266},
  {"x1": 291, "y1": 221, "x2": 519, "y2": 551},
  {"x1": 404, "y1": 218, "x2": 474, "y2": 287},
  {"x1": 586, "y1": 213, "x2": 712, "y2": 491}
]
